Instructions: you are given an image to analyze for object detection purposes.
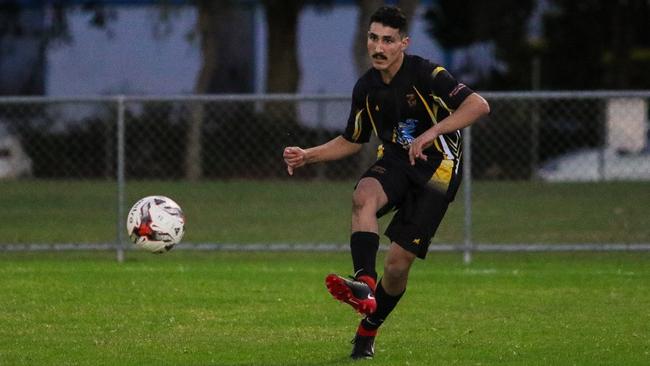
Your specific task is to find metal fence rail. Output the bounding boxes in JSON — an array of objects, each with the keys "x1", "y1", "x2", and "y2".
[
  {"x1": 1, "y1": 91, "x2": 649, "y2": 262},
  {"x1": 3, "y1": 242, "x2": 650, "y2": 253}
]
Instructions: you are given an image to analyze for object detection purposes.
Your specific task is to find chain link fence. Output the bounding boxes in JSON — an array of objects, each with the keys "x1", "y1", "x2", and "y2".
[{"x1": 1, "y1": 92, "x2": 649, "y2": 259}]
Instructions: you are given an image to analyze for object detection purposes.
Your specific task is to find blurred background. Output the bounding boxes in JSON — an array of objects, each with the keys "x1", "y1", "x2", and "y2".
[
  {"x1": 0, "y1": 0, "x2": 648, "y2": 258},
  {"x1": 3, "y1": 0, "x2": 649, "y2": 96}
]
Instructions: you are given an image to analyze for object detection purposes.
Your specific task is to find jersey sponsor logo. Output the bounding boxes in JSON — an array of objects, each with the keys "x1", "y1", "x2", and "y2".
[
  {"x1": 450, "y1": 83, "x2": 467, "y2": 97},
  {"x1": 396, "y1": 118, "x2": 418, "y2": 148}
]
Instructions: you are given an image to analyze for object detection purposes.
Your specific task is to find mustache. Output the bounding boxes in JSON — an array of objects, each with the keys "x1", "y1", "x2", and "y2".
[{"x1": 372, "y1": 53, "x2": 387, "y2": 60}]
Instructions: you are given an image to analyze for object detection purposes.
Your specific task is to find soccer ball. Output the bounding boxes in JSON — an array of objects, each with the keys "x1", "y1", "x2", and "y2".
[{"x1": 126, "y1": 195, "x2": 185, "y2": 253}]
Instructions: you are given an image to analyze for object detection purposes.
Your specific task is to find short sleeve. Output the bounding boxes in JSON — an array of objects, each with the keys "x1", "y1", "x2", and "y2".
[
  {"x1": 342, "y1": 80, "x2": 373, "y2": 144},
  {"x1": 428, "y1": 66, "x2": 474, "y2": 110}
]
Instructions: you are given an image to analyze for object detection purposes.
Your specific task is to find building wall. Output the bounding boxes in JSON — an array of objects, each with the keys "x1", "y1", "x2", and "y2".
[
  {"x1": 44, "y1": 4, "x2": 444, "y2": 97},
  {"x1": 46, "y1": 6, "x2": 201, "y2": 95}
]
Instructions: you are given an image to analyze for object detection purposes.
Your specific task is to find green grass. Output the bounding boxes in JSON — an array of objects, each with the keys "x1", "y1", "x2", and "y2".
[
  {"x1": 471, "y1": 181, "x2": 650, "y2": 243},
  {"x1": 0, "y1": 180, "x2": 648, "y2": 245},
  {"x1": 0, "y1": 251, "x2": 648, "y2": 365}
]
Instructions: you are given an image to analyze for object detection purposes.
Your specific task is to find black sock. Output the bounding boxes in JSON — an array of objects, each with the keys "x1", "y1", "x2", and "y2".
[
  {"x1": 350, "y1": 231, "x2": 379, "y2": 280},
  {"x1": 362, "y1": 279, "x2": 404, "y2": 331}
]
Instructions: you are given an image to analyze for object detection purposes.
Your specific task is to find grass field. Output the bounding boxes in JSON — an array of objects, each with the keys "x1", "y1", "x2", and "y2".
[
  {"x1": 1, "y1": 180, "x2": 648, "y2": 364},
  {"x1": 1, "y1": 180, "x2": 648, "y2": 245},
  {"x1": 0, "y1": 251, "x2": 648, "y2": 365}
]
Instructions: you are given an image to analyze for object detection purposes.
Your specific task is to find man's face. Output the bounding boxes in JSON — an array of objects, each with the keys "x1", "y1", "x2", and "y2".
[{"x1": 367, "y1": 22, "x2": 408, "y2": 72}]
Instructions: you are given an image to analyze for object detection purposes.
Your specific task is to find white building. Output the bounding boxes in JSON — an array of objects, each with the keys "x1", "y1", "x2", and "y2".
[{"x1": 44, "y1": 2, "x2": 446, "y2": 97}]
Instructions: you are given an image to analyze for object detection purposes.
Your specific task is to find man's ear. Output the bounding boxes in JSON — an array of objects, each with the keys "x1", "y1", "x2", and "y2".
[{"x1": 401, "y1": 36, "x2": 410, "y2": 51}]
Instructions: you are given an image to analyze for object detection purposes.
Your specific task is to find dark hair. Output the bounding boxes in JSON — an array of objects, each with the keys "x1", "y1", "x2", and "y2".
[{"x1": 369, "y1": 6, "x2": 407, "y2": 35}]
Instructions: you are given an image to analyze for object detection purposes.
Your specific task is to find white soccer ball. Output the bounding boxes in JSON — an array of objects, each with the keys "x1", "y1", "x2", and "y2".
[{"x1": 126, "y1": 195, "x2": 185, "y2": 253}]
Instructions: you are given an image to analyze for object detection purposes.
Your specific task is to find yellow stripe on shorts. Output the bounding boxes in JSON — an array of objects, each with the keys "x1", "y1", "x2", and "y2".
[{"x1": 429, "y1": 159, "x2": 454, "y2": 192}]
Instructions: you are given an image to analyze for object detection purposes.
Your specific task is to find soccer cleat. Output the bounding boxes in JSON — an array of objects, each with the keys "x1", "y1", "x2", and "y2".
[
  {"x1": 325, "y1": 274, "x2": 377, "y2": 315},
  {"x1": 350, "y1": 333, "x2": 375, "y2": 360}
]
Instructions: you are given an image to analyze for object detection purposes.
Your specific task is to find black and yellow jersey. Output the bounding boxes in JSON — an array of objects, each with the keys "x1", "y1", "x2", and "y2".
[{"x1": 342, "y1": 54, "x2": 474, "y2": 163}]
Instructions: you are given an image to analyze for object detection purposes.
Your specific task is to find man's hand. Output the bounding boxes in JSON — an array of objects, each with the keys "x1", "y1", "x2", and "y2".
[
  {"x1": 283, "y1": 136, "x2": 364, "y2": 175},
  {"x1": 283, "y1": 146, "x2": 307, "y2": 176},
  {"x1": 408, "y1": 128, "x2": 438, "y2": 165}
]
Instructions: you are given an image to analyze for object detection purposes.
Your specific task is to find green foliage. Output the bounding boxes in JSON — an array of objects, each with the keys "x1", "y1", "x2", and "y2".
[
  {"x1": 0, "y1": 2, "x2": 111, "y2": 42},
  {"x1": 424, "y1": 0, "x2": 536, "y2": 90},
  {"x1": 424, "y1": 0, "x2": 650, "y2": 89},
  {"x1": 425, "y1": 0, "x2": 535, "y2": 48},
  {"x1": 542, "y1": 0, "x2": 650, "y2": 89}
]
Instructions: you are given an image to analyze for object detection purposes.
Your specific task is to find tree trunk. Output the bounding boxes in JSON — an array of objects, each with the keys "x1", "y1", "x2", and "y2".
[
  {"x1": 185, "y1": 1, "x2": 232, "y2": 181},
  {"x1": 261, "y1": 0, "x2": 304, "y2": 126},
  {"x1": 263, "y1": 0, "x2": 304, "y2": 93}
]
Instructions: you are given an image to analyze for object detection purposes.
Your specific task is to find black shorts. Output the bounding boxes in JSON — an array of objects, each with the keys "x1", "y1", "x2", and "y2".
[{"x1": 359, "y1": 145, "x2": 462, "y2": 259}]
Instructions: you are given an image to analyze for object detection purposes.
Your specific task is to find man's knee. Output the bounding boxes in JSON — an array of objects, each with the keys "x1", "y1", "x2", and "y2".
[
  {"x1": 384, "y1": 243, "x2": 416, "y2": 277},
  {"x1": 383, "y1": 258, "x2": 409, "y2": 282},
  {"x1": 352, "y1": 179, "x2": 384, "y2": 213},
  {"x1": 352, "y1": 190, "x2": 371, "y2": 213}
]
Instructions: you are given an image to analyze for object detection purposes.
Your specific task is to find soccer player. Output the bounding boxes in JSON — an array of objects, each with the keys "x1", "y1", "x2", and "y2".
[{"x1": 283, "y1": 5, "x2": 489, "y2": 360}]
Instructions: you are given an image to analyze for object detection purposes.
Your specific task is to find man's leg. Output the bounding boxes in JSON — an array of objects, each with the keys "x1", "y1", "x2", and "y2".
[
  {"x1": 325, "y1": 177, "x2": 387, "y2": 314},
  {"x1": 360, "y1": 242, "x2": 415, "y2": 331},
  {"x1": 350, "y1": 177, "x2": 387, "y2": 232},
  {"x1": 350, "y1": 177, "x2": 388, "y2": 286},
  {"x1": 351, "y1": 242, "x2": 416, "y2": 359}
]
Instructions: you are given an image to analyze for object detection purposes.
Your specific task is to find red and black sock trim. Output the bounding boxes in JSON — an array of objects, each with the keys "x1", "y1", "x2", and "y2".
[{"x1": 357, "y1": 321, "x2": 378, "y2": 337}]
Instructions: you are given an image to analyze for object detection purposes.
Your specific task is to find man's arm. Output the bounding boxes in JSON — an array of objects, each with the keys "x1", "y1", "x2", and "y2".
[
  {"x1": 408, "y1": 92, "x2": 490, "y2": 165},
  {"x1": 283, "y1": 135, "x2": 363, "y2": 176}
]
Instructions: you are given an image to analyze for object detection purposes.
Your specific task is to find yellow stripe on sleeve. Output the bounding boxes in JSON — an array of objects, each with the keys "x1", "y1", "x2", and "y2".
[
  {"x1": 431, "y1": 66, "x2": 446, "y2": 79},
  {"x1": 352, "y1": 109, "x2": 364, "y2": 141}
]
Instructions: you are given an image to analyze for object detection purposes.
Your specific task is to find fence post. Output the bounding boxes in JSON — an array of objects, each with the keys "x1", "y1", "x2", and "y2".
[
  {"x1": 462, "y1": 125, "x2": 473, "y2": 264},
  {"x1": 316, "y1": 89, "x2": 326, "y2": 179},
  {"x1": 598, "y1": 98, "x2": 608, "y2": 181},
  {"x1": 116, "y1": 96, "x2": 126, "y2": 263},
  {"x1": 530, "y1": 100, "x2": 540, "y2": 179}
]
